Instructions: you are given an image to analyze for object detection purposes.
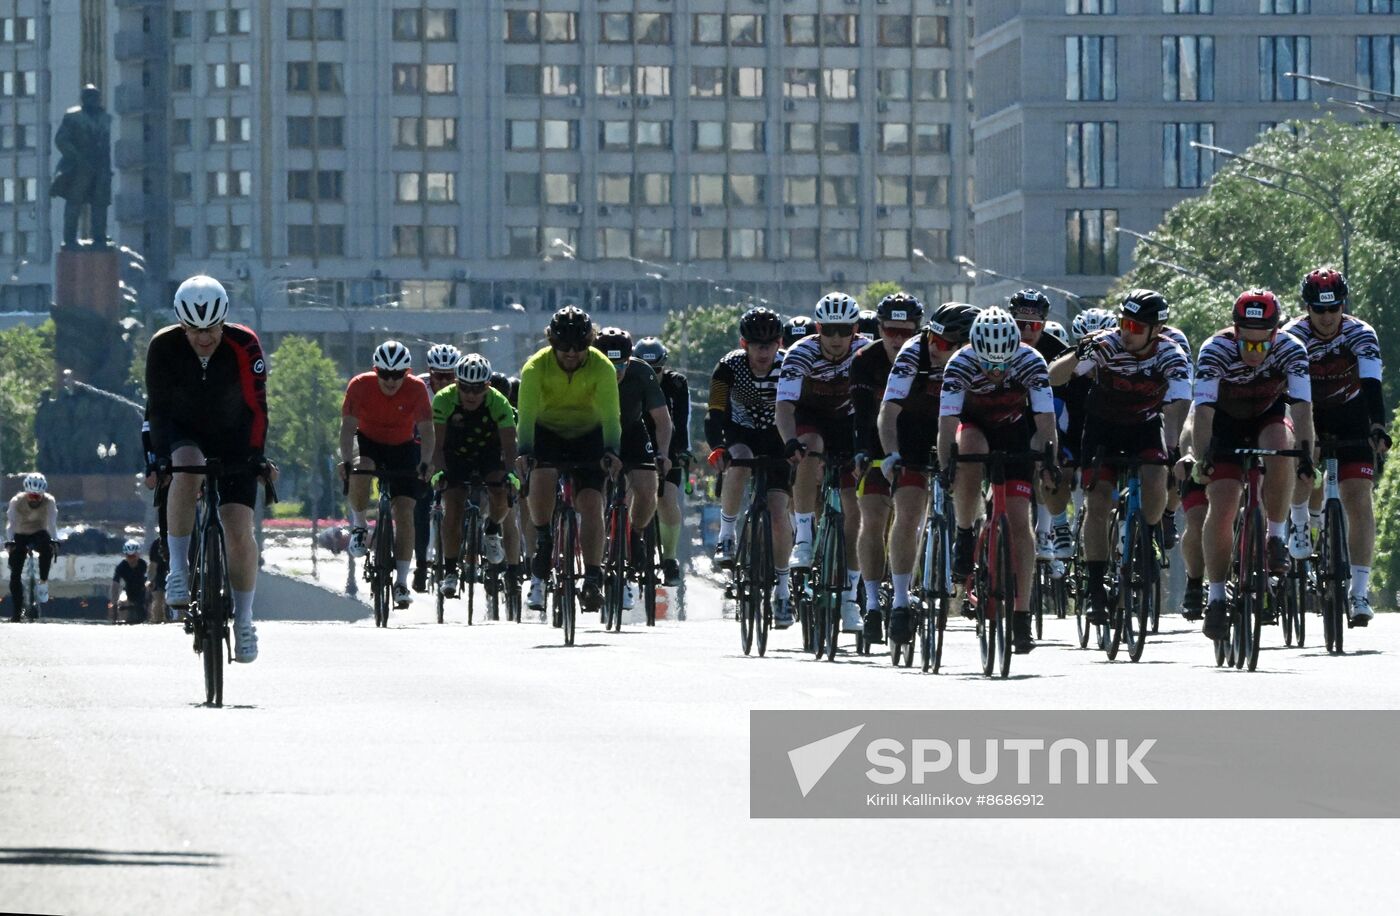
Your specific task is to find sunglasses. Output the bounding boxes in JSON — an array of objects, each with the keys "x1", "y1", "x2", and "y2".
[
  {"x1": 553, "y1": 341, "x2": 588, "y2": 353},
  {"x1": 882, "y1": 326, "x2": 917, "y2": 340},
  {"x1": 979, "y1": 358, "x2": 1009, "y2": 374},
  {"x1": 1119, "y1": 317, "x2": 1153, "y2": 335},
  {"x1": 456, "y1": 381, "x2": 488, "y2": 393},
  {"x1": 376, "y1": 369, "x2": 407, "y2": 381},
  {"x1": 1015, "y1": 319, "x2": 1045, "y2": 334},
  {"x1": 928, "y1": 335, "x2": 957, "y2": 352},
  {"x1": 820, "y1": 324, "x2": 855, "y2": 338},
  {"x1": 1309, "y1": 302, "x2": 1343, "y2": 314},
  {"x1": 1238, "y1": 338, "x2": 1273, "y2": 354}
]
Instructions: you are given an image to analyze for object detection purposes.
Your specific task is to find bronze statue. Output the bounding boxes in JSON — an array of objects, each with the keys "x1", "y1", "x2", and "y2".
[{"x1": 50, "y1": 84, "x2": 112, "y2": 251}]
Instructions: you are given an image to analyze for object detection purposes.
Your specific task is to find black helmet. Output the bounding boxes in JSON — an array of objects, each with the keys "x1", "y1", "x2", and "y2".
[
  {"x1": 739, "y1": 306, "x2": 783, "y2": 344},
  {"x1": 1300, "y1": 268, "x2": 1348, "y2": 309},
  {"x1": 1120, "y1": 288, "x2": 1170, "y2": 325},
  {"x1": 1007, "y1": 288, "x2": 1051, "y2": 319},
  {"x1": 876, "y1": 291, "x2": 925, "y2": 324},
  {"x1": 783, "y1": 316, "x2": 814, "y2": 349},
  {"x1": 925, "y1": 303, "x2": 980, "y2": 346},
  {"x1": 489, "y1": 371, "x2": 511, "y2": 398},
  {"x1": 547, "y1": 306, "x2": 593, "y2": 347},
  {"x1": 857, "y1": 310, "x2": 880, "y2": 336},
  {"x1": 634, "y1": 336, "x2": 668, "y2": 367},
  {"x1": 596, "y1": 326, "x2": 633, "y2": 363}
]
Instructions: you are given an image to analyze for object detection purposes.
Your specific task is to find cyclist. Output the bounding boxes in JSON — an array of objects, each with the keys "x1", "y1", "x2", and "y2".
[
  {"x1": 428, "y1": 353, "x2": 516, "y2": 599},
  {"x1": 413, "y1": 343, "x2": 461, "y2": 593},
  {"x1": 597, "y1": 327, "x2": 672, "y2": 609},
  {"x1": 5, "y1": 472, "x2": 57, "y2": 621},
  {"x1": 636, "y1": 336, "x2": 690, "y2": 587},
  {"x1": 1176, "y1": 406, "x2": 1209, "y2": 620},
  {"x1": 776, "y1": 293, "x2": 870, "y2": 633},
  {"x1": 487, "y1": 369, "x2": 525, "y2": 577},
  {"x1": 707, "y1": 307, "x2": 795, "y2": 626},
  {"x1": 879, "y1": 302, "x2": 981, "y2": 644},
  {"x1": 146, "y1": 275, "x2": 275, "y2": 663},
  {"x1": 857, "y1": 309, "x2": 880, "y2": 338},
  {"x1": 1009, "y1": 289, "x2": 1074, "y2": 562},
  {"x1": 938, "y1": 307, "x2": 1058, "y2": 654},
  {"x1": 1282, "y1": 268, "x2": 1389, "y2": 625},
  {"x1": 1157, "y1": 322, "x2": 1194, "y2": 550},
  {"x1": 850, "y1": 291, "x2": 924, "y2": 642},
  {"x1": 109, "y1": 539, "x2": 148, "y2": 624},
  {"x1": 1049, "y1": 289, "x2": 1190, "y2": 625},
  {"x1": 516, "y1": 307, "x2": 622, "y2": 615},
  {"x1": 1043, "y1": 320, "x2": 1070, "y2": 350},
  {"x1": 340, "y1": 339, "x2": 435, "y2": 610},
  {"x1": 783, "y1": 315, "x2": 814, "y2": 351},
  {"x1": 1191, "y1": 289, "x2": 1314, "y2": 641}
]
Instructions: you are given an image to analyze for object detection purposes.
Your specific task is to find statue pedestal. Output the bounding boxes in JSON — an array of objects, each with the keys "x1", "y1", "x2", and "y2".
[{"x1": 55, "y1": 248, "x2": 120, "y2": 320}]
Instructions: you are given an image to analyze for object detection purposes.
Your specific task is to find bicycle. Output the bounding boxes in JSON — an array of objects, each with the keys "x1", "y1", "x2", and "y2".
[
  {"x1": 881, "y1": 459, "x2": 947, "y2": 672},
  {"x1": 428, "y1": 490, "x2": 447, "y2": 624},
  {"x1": 1210, "y1": 446, "x2": 1306, "y2": 672},
  {"x1": 955, "y1": 447, "x2": 1052, "y2": 679},
  {"x1": 166, "y1": 459, "x2": 276, "y2": 708},
  {"x1": 530, "y1": 460, "x2": 599, "y2": 647},
  {"x1": 5, "y1": 539, "x2": 53, "y2": 622},
  {"x1": 802, "y1": 451, "x2": 858, "y2": 662},
  {"x1": 724, "y1": 456, "x2": 785, "y2": 657},
  {"x1": 1071, "y1": 509, "x2": 1097, "y2": 650},
  {"x1": 1085, "y1": 451, "x2": 1171, "y2": 663},
  {"x1": 602, "y1": 465, "x2": 655, "y2": 633},
  {"x1": 349, "y1": 468, "x2": 419, "y2": 628},
  {"x1": 1312, "y1": 438, "x2": 1381, "y2": 655}
]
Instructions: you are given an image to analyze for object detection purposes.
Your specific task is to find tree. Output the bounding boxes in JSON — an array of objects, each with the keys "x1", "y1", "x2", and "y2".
[
  {"x1": 266, "y1": 336, "x2": 342, "y2": 515},
  {"x1": 1370, "y1": 410, "x2": 1400, "y2": 603},
  {"x1": 660, "y1": 303, "x2": 745, "y2": 449},
  {"x1": 0, "y1": 321, "x2": 56, "y2": 477},
  {"x1": 858, "y1": 281, "x2": 901, "y2": 312}
]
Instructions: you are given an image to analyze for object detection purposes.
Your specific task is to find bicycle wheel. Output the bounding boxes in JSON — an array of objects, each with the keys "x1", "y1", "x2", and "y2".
[
  {"x1": 464, "y1": 508, "x2": 481, "y2": 626},
  {"x1": 373, "y1": 514, "x2": 394, "y2": 628},
  {"x1": 994, "y1": 516, "x2": 1015, "y2": 679},
  {"x1": 735, "y1": 518, "x2": 755, "y2": 656},
  {"x1": 559, "y1": 508, "x2": 578, "y2": 646},
  {"x1": 1321, "y1": 502, "x2": 1347, "y2": 655},
  {"x1": 433, "y1": 514, "x2": 446, "y2": 625},
  {"x1": 793, "y1": 568, "x2": 814, "y2": 654},
  {"x1": 1282, "y1": 563, "x2": 1302, "y2": 647},
  {"x1": 507, "y1": 566, "x2": 522, "y2": 623},
  {"x1": 976, "y1": 528, "x2": 995, "y2": 677},
  {"x1": 1073, "y1": 530, "x2": 1091, "y2": 650},
  {"x1": 1237, "y1": 506, "x2": 1265, "y2": 671},
  {"x1": 822, "y1": 513, "x2": 845, "y2": 663},
  {"x1": 754, "y1": 508, "x2": 773, "y2": 658},
  {"x1": 642, "y1": 521, "x2": 659, "y2": 628},
  {"x1": 1125, "y1": 514, "x2": 1152, "y2": 663},
  {"x1": 200, "y1": 522, "x2": 227, "y2": 708},
  {"x1": 917, "y1": 515, "x2": 937, "y2": 673},
  {"x1": 1032, "y1": 561, "x2": 1046, "y2": 641},
  {"x1": 603, "y1": 505, "x2": 626, "y2": 633}
]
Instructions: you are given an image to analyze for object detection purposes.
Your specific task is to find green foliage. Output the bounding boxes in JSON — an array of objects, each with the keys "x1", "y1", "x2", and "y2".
[
  {"x1": 266, "y1": 336, "x2": 342, "y2": 512},
  {"x1": 660, "y1": 303, "x2": 745, "y2": 448},
  {"x1": 0, "y1": 321, "x2": 56, "y2": 475},
  {"x1": 1371, "y1": 409, "x2": 1400, "y2": 606},
  {"x1": 1111, "y1": 117, "x2": 1400, "y2": 405},
  {"x1": 858, "y1": 281, "x2": 902, "y2": 312}
]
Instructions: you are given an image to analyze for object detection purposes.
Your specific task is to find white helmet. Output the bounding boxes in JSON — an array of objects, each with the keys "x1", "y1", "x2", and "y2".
[
  {"x1": 21, "y1": 472, "x2": 46, "y2": 494},
  {"x1": 372, "y1": 340, "x2": 412, "y2": 371},
  {"x1": 455, "y1": 353, "x2": 492, "y2": 384},
  {"x1": 1043, "y1": 320, "x2": 1070, "y2": 349},
  {"x1": 1072, "y1": 307, "x2": 1115, "y2": 340},
  {"x1": 123, "y1": 539, "x2": 142, "y2": 555},
  {"x1": 426, "y1": 343, "x2": 461, "y2": 372},
  {"x1": 814, "y1": 292, "x2": 860, "y2": 324},
  {"x1": 172, "y1": 275, "x2": 229, "y2": 328},
  {"x1": 969, "y1": 307, "x2": 1021, "y2": 365}
]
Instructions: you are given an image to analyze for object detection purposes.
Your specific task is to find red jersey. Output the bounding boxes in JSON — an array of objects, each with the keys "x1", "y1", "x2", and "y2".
[{"x1": 342, "y1": 372, "x2": 432, "y2": 444}]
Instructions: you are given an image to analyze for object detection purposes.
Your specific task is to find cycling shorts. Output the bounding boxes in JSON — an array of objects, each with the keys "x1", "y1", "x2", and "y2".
[
  {"x1": 858, "y1": 463, "x2": 928, "y2": 496},
  {"x1": 1315, "y1": 397, "x2": 1375, "y2": 482},
  {"x1": 443, "y1": 457, "x2": 507, "y2": 489},
  {"x1": 956, "y1": 419, "x2": 1034, "y2": 498},
  {"x1": 1205, "y1": 398, "x2": 1289, "y2": 483},
  {"x1": 355, "y1": 432, "x2": 422, "y2": 500},
  {"x1": 532, "y1": 425, "x2": 606, "y2": 492},
  {"x1": 169, "y1": 426, "x2": 261, "y2": 509},
  {"x1": 794, "y1": 407, "x2": 855, "y2": 457},
  {"x1": 1180, "y1": 475, "x2": 1208, "y2": 513},
  {"x1": 723, "y1": 423, "x2": 792, "y2": 495},
  {"x1": 1079, "y1": 418, "x2": 1167, "y2": 488},
  {"x1": 620, "y1": 421, "x2": 657, "y2": 470}
]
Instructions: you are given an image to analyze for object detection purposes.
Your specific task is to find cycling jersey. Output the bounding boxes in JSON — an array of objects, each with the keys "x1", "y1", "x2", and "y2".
[
  {"x1": 882, "y1": 336, "x2": 947, "y2": 415},
  {"x1": 939, "y1": 345, "x2": 1054, "y2": 427},
  {"x1": 1035, "y1": 334, "x2": 1069, "y2": 364},
  {"x1": 516, "y1": 346, "x2": 622, "y2": 455},
  {"x1": 113, "y1": 558, "x2": 148, "y2": 605},
  {"x1": 342, "y1": 372, "x2": 433, "y2": 445},
  {"x1": 6, "y1": 492, "x2": 56, "y2": 539},
  {"x1": 649, "y1": 369, "x2": 691, "y2": 458},
  {"x1": 776, "y1": 335, "x2": 871, "y2": 417},
  {"x1": 1280, "y1": 315, "x2": 1382, "y2": 412},
  {"x1": 1162, "y1": 326, "x2": 1191, "y2": 362},
  {"x1": 1077, "y1": 331, "x2": 1191, "y2": 424},
  {"x1": 618, "y1": 358, "x2": 666, "y2": 430},
  {"x1": 1193, "y1": 329, "x2": 1311, "y2": 420},
  {"x1": 145, "y1": 322, "x2": 268, "y2": 460},
  {"x1": 706, "y1": 349, "x2": 783, "y2": 441},
  {"x1": 432, "y1": 385, "x2": 515, "y2": 461},
  {"x1": 850, "y1": 341, "x2": 897, "y2": 457}
]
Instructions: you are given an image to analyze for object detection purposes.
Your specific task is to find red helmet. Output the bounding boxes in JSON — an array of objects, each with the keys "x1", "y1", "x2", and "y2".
[
  {"x1": 1232, "y1": 289, "x2": 1281, "y2": 330},
  {"x1": 1300, "y1": 268, "x2": 1348, "y2": 309}
]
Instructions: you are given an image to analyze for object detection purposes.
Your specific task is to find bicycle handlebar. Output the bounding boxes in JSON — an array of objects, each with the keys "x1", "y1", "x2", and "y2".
[{"x1": 165, "y1": 460, "x2": 278, "y2": 505}]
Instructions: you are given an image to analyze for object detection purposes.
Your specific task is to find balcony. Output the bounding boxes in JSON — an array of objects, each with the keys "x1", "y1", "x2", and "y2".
[{"x1": 114, "y1": 84, "x2": 153, "y2": 115}]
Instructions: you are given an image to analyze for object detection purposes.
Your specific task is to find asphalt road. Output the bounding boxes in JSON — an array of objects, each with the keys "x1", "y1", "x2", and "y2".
[{"x1": 1, "y1": 571, "x2": 1395, "y2": 915}]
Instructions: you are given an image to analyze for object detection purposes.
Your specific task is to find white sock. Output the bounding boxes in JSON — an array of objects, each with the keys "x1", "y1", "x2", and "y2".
[
  {"x1": 349, "y1": 509, "x2": 366, "y2": 528},
  {"x1": 864, "y1": 579, "x2": 880, "y2": 609},
  {"x1": 167, "y1": 535, "x2": 191, "y2": 576},
  {"x1": 795, "y1": 513, "x2": 815, "y2": 543},
  {"x1": 232, "y1": 589, "x2": 255, "y2": 628},
  {"x1": 1036, "y1": 504, "x2": 1051, "y2": 535},
  {"x1": 845, "y1": 569, "x2": 860, "y2": 599},
  {"x1": 718, "y1": 513, "x2": 737, "y2": 542},
  {"x1": 893, "y1": 573, "x2": 912, "y2": 608},
  {"x1": 395, "y1": 560, "x2": 410, "y2": 585},
  {"x1": 775, "y1": 569, "x2": 790, "y2": 599},
  {"x1": 1351, "y1": 566, "x2": 1371, "y2": 599},
  {"x1": 1052, "y1": 511, "x2": 1070, "y2": 528},
  {"x1": 1267, "y1": 519, "x2": 1285, "y2": 540},
  {"x1": 1309, "y1": 510, "x2": 1323, "y2": 534},
  {"x1": 1208, "y1": 581, "x2": 1226, "y2": 603},
  {"x1": 1290, "y1": 503, "x2": 1309, "y2": 527}
]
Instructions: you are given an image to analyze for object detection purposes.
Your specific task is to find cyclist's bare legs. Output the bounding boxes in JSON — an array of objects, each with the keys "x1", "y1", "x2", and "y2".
[
  {"x1": 657, "y1": 480, "x2": 683, "y2": 560},
  {"x1": 769, "y1": 491, "x2": 794, "y2": 568},
  {"x1": 220, "y1": 503, "x2": 258, "y2": 591},
  {"x1": 627, "y1": 468, "x2": 658, "y2": 531},
  {"x1": 857, "y1": 491, "x2": 891, "y2": 586},
  {"x1": 840, "y1": 488, "x2": 860, "y2": 569},
  {"x1": 486, "y1": 484, "x2": 510, "y2": 528},
  {"x1": 1183, "y1": 503, "x2": 1207, "y2": 579},
  {"x1": 165, "y1": 443, "x2": 206, "y2": 541},
  {"x1": 1081, "y1": 482, "x2": 1116, "y2": 563},
  {"x1": 1141, "y1": 465, "x2": 1169, "y2": 525},
  {"x1": 1008, "y1": 494, "x2": 1035, "y2": 612},
  {"x1": 1259, "y1": 422, "x2": 1295, "y2": 524},
  {"x1": 576, "y1": 488, "x2": 605, "y2": 565},
  {"x1": 503, "y1": 498, "x2": 521, "y2": 564},
  {"x1": 525, "y1": 468, "x2": 558, "y2": 530},
  {"x1": 720, "y1": 465, "x2": 750, "y2": 522},
  {"x1": 887, "y1": 485, "x2": 925, "y2": 578},
  {"x1": 442, "y1": 488, "x2": 468, "y2": 559},
  {"x1": 391, "y1": 495, "x2": 416, "y2": 563},
  {"x1": 1340, "y1": 478, "x2": 1376, "y2": 566},
  {"x1": 791, "y1": 432, "x2": 825, "y2": 516},
  {"x1": 1203, "y1": 479, "x2": 1243, "y2": 583},
  {"x1": 951, "y1": 426, "x2": 988, "y2": 529}
]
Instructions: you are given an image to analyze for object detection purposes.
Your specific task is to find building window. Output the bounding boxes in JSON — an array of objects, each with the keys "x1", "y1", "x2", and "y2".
[
  {"x1": 691, "y1": 66, "x2": 725, "y2": 98},
  {"x1": 1068, "y1": 0, "x2": 1117, "y2": 12},
  {"x1": 288, "y1": 169, "x2": 344, "y2": 201},
  {"x1": 730, "y1": 15, "x2": 764, "y2": 46},
  {"x1": 1357, "y1": 0, "x2": 1399, "y2": 11},
  {"x1": 171, "y1": 12, "x2": 192, "y2": 39},
  {"x1": 1066, "y1": 122, "x2": 1118, "y2": 188},
  {"x1": 599, "y1": 120, "x2": 631, "y2": 151},
  {"x1": 505, "y1": 174, "x2": 539, "y2": 207},
  {"x1": 912, "y1": 229, "x2": 950, "y2": 260},
  {"x1": 822, "y1": 176, "x2": 858, "y2": 207},
  {"x1": 210, "y1": 8, "x2": 253, "y2": 37},
  {"x1": 690, "y1": 175, "x2": 725, "y2": 207},
  {"x1": 393, "y1": 227, "x2": 453, "y2": 257},
  {"x1": 1067, "y1": 36, "x2": 1117, "y2": 100},
  {"x1": 544, "y1": 174, "x2": 577, "y2": 206},
  {"x1": 915, "y1": 69, "x2": 951, "y2": 100},
  {"x1": 637, "y1": 174, "x2": 671, "y2": 205},
  {"x1": 172, "y1": 118, "x2": 191, "y2": 146},
  {"x1": 1, "y1": 177, "x2": 38, "y2": 203},
  {"x1": 208, "y1": 116, "x2": 251, "y2": 144},
  {"x1": 1163, "y1": 36, "x2": 1214, "y2": 100},
  {"x1": 507, "y1": 227, "x2": 540, "y2": 258},
  {"x1": 501, "y1": 10, "x2": 536, "y2": 42},
  {"x1": 878, "y1": 70, "x2": 910, "y2": 100},
  {"x1": 600, "y1": 13, "x2": 630, "y2": 42},
  {"x1": 637, "y1": 13, "x2": 671, "y2": 44},
  {"x1": 542, "y1": 11, "x2": 577, "y2": 42},
  {"x1": 288, "y1": 116, "x2": 345, "y2": 149},
  {"x1": 426, "y1": 227, "x2": 456, "y2": 257},
  {"x1": 730, "y1": 229, "x2": 765, "y2": 260},
  {"x1": 543, "y1": 119, "x2": 579, "y2": 150},
  {"x1": 691, "y1": 229, "x2": 726, "y2": 260},
  {"x1": 1164, "y1": 0, "x2": 1213, "y2": 11},
  {"x1": 597, "y1": 65, "x2": 631, "y2": 96},
  {"x1": 598, "y1": 174, "x2": 631, "y2": 205},
  {"x1": 822, "y1": 14, "x2": 858, "y2": 46},
  {"x1": 505, "y1": 65, "x2": 540, "y2": 95},
  {"x1": 912, "y1": 176, "x2": 949, "y2": 206},
  {"x1": 784, "y1": 230, "x2": 818, "y2": 260},
  {"x1": 879, "y1": 230, "x2": 909, "y2": 260},
  {"x1": 635, "y1": 121, "x2": 671, "y2": 150},
  {"x1": 733, "y1": 67, "x2": 764, "y2": 98},
  {"x1": 1, "y1": 17, "x2": 36, "y2": 42},
  {"x1": 1260, "y1": 36, "x2": 1310, "y2": 99},
  {"x1": 635, "y1": 65, "x2": 671, "y2": 97},
  {"x1": 784, "y1": 68, "x2": 819, "y2": 99},
  {"x1": 880, "y1": 123, "x2": 910, "y2": 154},
  {"x1": 731, "y1": 122, "x2": 765, "y2": 152},
  {"x1": 597, "y1": 228, "x2": 632, "y2": 260},
  {"x1": 0, "y1": 125, "x2": 31, "y2": 150},
  {"x1": 728, "y1": 175, "x2": 765, "y2": 207},
  {"x1": 207, "y1": 225, "x2": 250, "y2": 253},
  {"x1": 785, "y1": 123, "x2": 816, "y2": 152},
  {"x1": 288, "y1": 62, "x2": 343, "y2": 93},
  {"x1": 392, "y1": 227, "x2": 421, "y2": 257},
  {"x1": 172, "y1": 65, "x2": 193, "y2": 91},
  {"x1": 209, "y1": 63, "x2": 252, "y2": 89},
  {"x1": 784, "y1": 15, "x2": 816, "y2": 46},
  {"x1": 1358, "y1": 36, "x2": 1400, "y2": 97},
  {"x1": 289, "y1": 8, "x2": 342, "y2": 40},
  {"x1": 824, "y1": 230, "x2": 857, "y2": 258},
  {"x1": 1163, "y1": 122, "x2": 1216, "y2": 188},
  {"x1": 693, "y1": 121, "x2": 725, "y2": 152},
  {"x1": 693, "y1": 14, "x2": 723, "y2": 45},
  {"x1": 506, "y1": 120, "x2": 538, "y2": 150},
  {"x1": 822, "y1": 124, "x2": 860, "y2": 154},
  {"x1": 1260, "y1": 0, "x2": 1309, "y2": 11},
  {"x1": 879, "y1": 16, "x2": 911, "y2": 46},
  {"x1": 915, "y1": 124, "x2": 950, "y2": 153},
  {"x1": 878, "y1": 176, "x2": 909, "y2": 206},
  {"x1": 1066, "y1": 209, "x2": 1119, "y2": 275},
  {"x1": 635, "y1": 229, "x2": 672, "y2": 260},
  {"x1": 171, "y1": 227, "x2": 192, "y2": 255},
  {"x1": 785, "y1": 176, "x2": 817, "y2": 207},
  {"x1": 824, "y1": 68, "x2": 858, "y2": 100},
  {"x1": 543, "y1": 63, "x2": 581, "y2": 97},
  {"x1": 914, "y1": 16, "x2": 949, "y2": 47},
  {"x1": 206, "y1": 170, "x2": 251, "y2": 198}
]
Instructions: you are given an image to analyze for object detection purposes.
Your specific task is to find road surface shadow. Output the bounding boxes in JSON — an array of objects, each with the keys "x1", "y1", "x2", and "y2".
[
  {"x1": 530, "y1": 642, "x2": 609, "y2": 649},
  {"x1": 187, "y1": 703, "x2": 259, "y2": 710},
  {"x1": 1297, "y1": 648, "x2": 1383, "y2": 658},
  {"x1": 0, "y1": 847, "x2": 223, "y2": 867}
]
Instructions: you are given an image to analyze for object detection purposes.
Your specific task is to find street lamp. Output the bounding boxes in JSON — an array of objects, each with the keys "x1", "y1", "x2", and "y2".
[
  {"x1": 1114, "y1": 227, "x2": 1248, "y2": 288},
  {"x1": 955, "y1": 254, "x2": 1090, "y2": 307},
  {"x1": 1190, "y1": 140, "x2": 1351, "y2": 277}
]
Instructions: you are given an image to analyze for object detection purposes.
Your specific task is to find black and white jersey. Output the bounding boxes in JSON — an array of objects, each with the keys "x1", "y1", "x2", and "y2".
[
  {"x1": 707, "y1": 349, "x2": 783, "y2": 432},
  {"x1": 939, "y1": 344, "x2": 1054, "y2": 427},
  {"x1": 1193, "y1": 328, "x2": 1311, "y2": 420},
  {"x1": 1280, "y1": 314, "x2": 1382, "y2": 407},
  {"x1": 776, "y1": 334, "x2": 872, "y2": 416},
  {"x1": 883, "y1": 336, "x2": 947, "y2": 418},
  {"x1": 1076, "y1": 331, "x2": 1191, "y2": 424}
]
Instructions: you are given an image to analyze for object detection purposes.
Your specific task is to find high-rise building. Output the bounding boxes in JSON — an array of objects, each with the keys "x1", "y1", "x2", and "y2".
[{"x1": 972, "y1": 0, "x2": 1388, "y2": 313}]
